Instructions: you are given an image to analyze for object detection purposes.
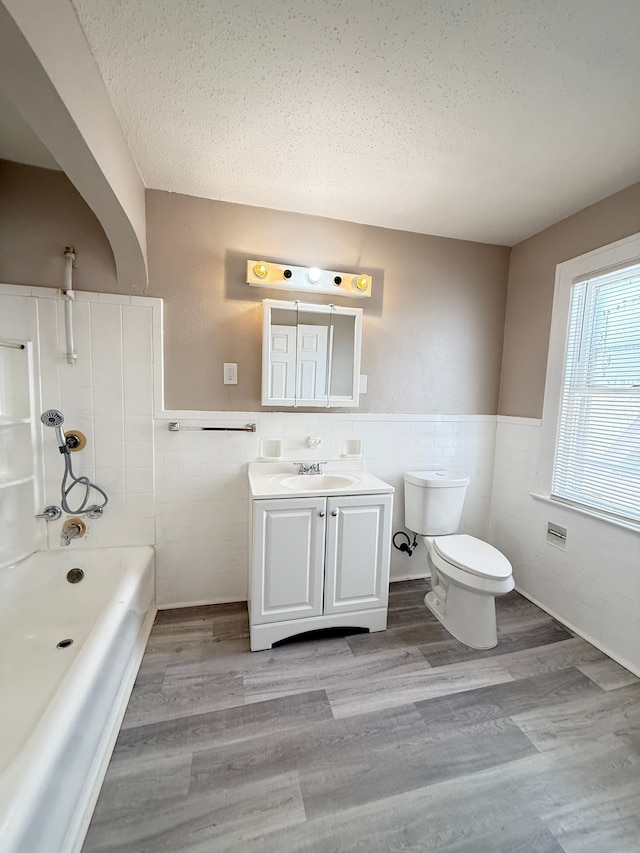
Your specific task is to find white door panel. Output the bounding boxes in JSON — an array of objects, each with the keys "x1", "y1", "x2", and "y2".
[
  {"x1": 296, "y1": 324, "x2": 328, "y2": 400},
  {"x1": 324, "y1": 494, "x2": 392, "y2": 614},
  {"x1": 269, "y1": 326, "x2": 296, "y2": 400},
  {"x1": 252, "y1": 497, "x2": 325, "y2": 624}
]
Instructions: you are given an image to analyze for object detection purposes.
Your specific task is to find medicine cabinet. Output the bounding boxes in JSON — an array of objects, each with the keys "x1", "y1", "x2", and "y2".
[{"x1": 261, "y1": 299, "x2": 362, "y2": 407}]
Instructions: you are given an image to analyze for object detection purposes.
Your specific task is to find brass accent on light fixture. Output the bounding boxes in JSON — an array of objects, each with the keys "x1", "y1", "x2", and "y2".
[{"x1": 253, "y1": 262, "x2": 269, "y2": 279}]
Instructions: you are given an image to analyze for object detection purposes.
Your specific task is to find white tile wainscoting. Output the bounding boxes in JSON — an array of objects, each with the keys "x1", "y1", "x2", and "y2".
[
  {"x1": 0, "y1": 283, "x2": 498, "y2": 611},
  {"x1": 490, "y1": 416, "x2": 640, "y2": 675},
  {"x1": 153, "y1": 412, "x2": 497, "y2": 606},
  {"x1": 4, "y1": 280, "x2": 637, "y2": 678}
]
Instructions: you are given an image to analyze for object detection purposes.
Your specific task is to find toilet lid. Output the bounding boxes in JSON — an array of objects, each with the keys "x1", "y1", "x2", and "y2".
[{"x1": 433, "y1": 534, "x2": 512, "y2": 580}]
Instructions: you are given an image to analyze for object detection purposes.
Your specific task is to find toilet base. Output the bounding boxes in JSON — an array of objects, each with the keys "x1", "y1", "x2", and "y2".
[{"x1": 425, "y1": 585, "x2": 498, "y2": 649}]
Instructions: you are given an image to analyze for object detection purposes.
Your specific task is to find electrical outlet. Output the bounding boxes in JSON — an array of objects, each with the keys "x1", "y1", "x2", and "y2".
[{"x1": 223, "y1": 363, "x2": 238, "y2": 384}]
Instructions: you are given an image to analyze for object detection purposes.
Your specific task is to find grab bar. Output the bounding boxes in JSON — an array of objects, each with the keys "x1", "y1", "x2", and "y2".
[
  {"x1": 0, "y1": 341, "x2": 25, "y2": 350},
  {"x1": 168, "y1": 422, "x2": 256, "y2": 432}
]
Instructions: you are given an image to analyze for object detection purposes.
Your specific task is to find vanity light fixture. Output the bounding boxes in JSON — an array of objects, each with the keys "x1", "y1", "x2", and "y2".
[{"x1": 247, "y1": 260, "x2": 372, "y2": 298}]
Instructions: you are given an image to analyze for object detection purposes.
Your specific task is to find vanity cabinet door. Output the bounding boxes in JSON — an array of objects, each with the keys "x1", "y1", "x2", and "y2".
[
  {"x1": 323, "y1": 494, "x2": 392, "y2": 615},
  {"x1": 251, "y1": 497, "x2": 326, "y2": 624}
]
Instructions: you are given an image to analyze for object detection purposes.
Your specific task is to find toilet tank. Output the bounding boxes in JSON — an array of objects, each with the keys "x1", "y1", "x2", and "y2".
[{"x1": 404, "y1": 470, "x2": 470, "y2": 535}]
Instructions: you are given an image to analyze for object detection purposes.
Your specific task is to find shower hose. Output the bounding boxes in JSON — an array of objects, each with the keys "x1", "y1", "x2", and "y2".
[{"x1": 60, "y1": 448, "x2": 109, "y2": 515}]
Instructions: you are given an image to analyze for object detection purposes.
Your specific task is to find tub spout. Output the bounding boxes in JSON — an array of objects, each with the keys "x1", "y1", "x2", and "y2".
[{"x1": 60, "y1": 522, "x2": 83, "y2": 547}]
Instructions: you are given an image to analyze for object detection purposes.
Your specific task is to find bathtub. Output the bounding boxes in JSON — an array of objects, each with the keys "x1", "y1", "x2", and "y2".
[{"x1": 0, "y1": 546, "x2": 155, "y2": 853}]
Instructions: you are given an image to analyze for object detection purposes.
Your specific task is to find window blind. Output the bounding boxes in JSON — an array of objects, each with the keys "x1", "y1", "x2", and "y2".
[{"x1": 552, "y1": 262, "x2": 640, "y2": 524}]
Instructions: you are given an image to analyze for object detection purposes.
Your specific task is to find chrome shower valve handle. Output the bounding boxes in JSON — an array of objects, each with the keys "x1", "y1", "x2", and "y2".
[{"x1": 35, "y1": 505, "x2": 62, "y2": 521}]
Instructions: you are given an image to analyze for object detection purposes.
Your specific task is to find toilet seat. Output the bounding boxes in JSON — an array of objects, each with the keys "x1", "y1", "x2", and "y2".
[{"x1": 432, "y1": 534, "x2": 512, "y2": 580}]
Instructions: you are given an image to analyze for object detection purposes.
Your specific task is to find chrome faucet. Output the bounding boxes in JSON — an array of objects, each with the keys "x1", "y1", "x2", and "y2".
[
  {"x1": 294, "y1": 461, "x2": 326, "y2": 475},
  {"x1": 60, "y1": 522, "x2": 82, "y2": 547}
]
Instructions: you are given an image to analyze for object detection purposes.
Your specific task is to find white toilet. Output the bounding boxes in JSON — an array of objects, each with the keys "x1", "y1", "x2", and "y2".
[{"x1": 404, "y1": 470, "x2": 514, "y2": 649}]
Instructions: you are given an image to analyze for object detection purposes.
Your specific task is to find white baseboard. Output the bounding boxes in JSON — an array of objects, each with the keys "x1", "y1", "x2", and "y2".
[
  {"x1": 157, "y1": 596, "x2": 248, "y2": 609},
  {"x1": 390, "y1": 572, "x2": 430, "y2": 582},
  {"x1": 158, "y1": 579, "x2": 430, "y2": 610}
]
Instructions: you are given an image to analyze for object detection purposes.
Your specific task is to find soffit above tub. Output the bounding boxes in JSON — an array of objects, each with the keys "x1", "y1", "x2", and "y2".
[
  {"x1": 0, "y1": 88, "x2": 59, "y2": 170},
  {"x1": 70, "y1": 0, "x2": 640, "y2": 246}
]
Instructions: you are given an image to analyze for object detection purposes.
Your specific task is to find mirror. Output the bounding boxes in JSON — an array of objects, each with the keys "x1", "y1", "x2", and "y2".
[{"x1": 262, "y1": 299, "x2": 362, "y2": 407}]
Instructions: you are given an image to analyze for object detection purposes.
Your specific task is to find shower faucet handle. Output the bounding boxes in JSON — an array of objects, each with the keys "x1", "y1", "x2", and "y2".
[{"x1": 35, "y1": 505, "x2": 62, "y2": 521}]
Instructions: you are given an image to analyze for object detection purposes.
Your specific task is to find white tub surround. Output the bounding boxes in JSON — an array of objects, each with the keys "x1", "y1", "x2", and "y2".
[
  {"x1": 0, "y1": 283, "x2": 161, "y2": 557},
  {"x1": 0, "y1": 546, "x2": 156, "y2": 853},
  {"x1": 0, "y1": 294, "x2": 43, "y2": 569}
]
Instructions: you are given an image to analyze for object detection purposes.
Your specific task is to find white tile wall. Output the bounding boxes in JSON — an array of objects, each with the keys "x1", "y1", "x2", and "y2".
[
  {"x1": 0, "y1": 293, "x2": 44, "y2": 568},
  {"x1": 489, "y1": 416, "x2": 640, "y2": 675},
  {"x1": 154, "y1": 411, "x2": 497, "y2": 606},
  {"x1": 6, "y1": 284, "x2": 639, "y2": 672},
  {"x1": 1, "y1": 284, "x2": 498, "y2": 614},
  {"x1": 43, "y1": 296, "x2": 158, "y2": 550},
  {"x1": 0, "y1": 285, "x2": 160, "y2": 555}
]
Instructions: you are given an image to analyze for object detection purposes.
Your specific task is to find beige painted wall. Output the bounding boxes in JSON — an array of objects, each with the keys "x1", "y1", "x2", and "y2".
[
  {"x1": 499, "y1": 182, "x2": 640, "y2": 418},
  {"x1": 0, "y1": 161, "x2": 118, "y2": 291},
  {"x1": 0, "y1": 161, "x2": 511, "y2": 414},
  {"x1": 146, "y1": 190, "x2": 510, "y2": 413},
  {"x1": 0, "y1": 0, "x2": 148, "y2": 287}
]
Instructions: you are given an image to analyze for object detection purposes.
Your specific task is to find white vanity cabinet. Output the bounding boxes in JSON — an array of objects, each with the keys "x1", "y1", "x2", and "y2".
[{"x1": 250, "y1": 492, "x2": 393, "y2": 651}]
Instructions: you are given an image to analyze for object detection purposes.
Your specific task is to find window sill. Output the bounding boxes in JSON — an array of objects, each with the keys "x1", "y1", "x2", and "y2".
[{"x1": 530, "y1": 492, "x2": 640, "y2": 535}]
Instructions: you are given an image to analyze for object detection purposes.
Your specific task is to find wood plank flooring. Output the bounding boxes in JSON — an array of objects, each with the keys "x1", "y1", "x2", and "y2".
[{"x1": 82, "y1": 581, "x2": 640, "y2": 852}]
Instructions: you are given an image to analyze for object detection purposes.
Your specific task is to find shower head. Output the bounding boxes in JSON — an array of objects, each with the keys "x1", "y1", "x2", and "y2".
[
  {"x1": 41, "y1": 409, "x2": 64, "y2": 428},
  {"x1": 41, "y1": 409, "x2": 67, "y2": 450}
]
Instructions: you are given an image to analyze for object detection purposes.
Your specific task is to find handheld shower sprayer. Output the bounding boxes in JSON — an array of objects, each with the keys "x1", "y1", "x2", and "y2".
[
  {"x1": 41, "y1": 408, "x2": 109, "y2": 516},
  {"x1": 41, "y1": 409, "x2": 68, "y2": 452}
]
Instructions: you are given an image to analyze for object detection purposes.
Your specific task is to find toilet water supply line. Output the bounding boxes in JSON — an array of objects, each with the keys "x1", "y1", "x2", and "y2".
[
  {"x1": 62, "y1": 246, "x2": 77, "y2": 365},
  {"x1": 393, "y1": 530, "x2": 418, "y2": 556}
]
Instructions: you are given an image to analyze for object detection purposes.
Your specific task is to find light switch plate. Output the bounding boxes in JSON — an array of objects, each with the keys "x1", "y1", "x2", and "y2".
[{"x1": 359, "y1": 374, "x2": 368, "y2": 393}]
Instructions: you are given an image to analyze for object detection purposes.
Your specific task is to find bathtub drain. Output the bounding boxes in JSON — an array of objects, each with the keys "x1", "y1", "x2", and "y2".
[
  {"x1": 67, "y1": 568, "x2": 84, "y2": 583},
  {"x1": 57, "y1": 639, "x2": 74, "y2": 649}
]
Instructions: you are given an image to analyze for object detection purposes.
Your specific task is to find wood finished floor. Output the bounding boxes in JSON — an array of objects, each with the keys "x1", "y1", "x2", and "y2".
[{"x1": 82, "y1": 581, "x2": 640, "y2": 852}]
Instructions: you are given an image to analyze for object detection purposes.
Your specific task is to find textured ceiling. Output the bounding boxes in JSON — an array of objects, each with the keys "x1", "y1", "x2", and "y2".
[{"x1": 71, "y1": 0, "x2": 640, "y2": 245}]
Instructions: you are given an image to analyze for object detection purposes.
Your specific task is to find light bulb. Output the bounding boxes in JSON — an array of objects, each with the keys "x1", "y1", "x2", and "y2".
[
  {"x1": 354, "y1": 275, "x2": 370, "y2": 292},
  {"x1": 253, "y1": 262, "x2": 269, "y2": 279},
  {"x1": 307, "y1": 267, "x2": 322, "y2": 283}
]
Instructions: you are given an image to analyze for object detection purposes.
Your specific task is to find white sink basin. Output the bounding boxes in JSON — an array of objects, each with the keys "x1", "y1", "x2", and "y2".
[
  {"x1": 277, "y1": 474, "x2": 361, "y2": 491},
  {"x1": 248, "y1": 465, "x2": 393, "y2": 499}
]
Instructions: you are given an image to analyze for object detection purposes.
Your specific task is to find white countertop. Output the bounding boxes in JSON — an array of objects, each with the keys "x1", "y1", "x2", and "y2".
[{"x1": 248, "y1": 460, "x2": 395, "y2": 499}]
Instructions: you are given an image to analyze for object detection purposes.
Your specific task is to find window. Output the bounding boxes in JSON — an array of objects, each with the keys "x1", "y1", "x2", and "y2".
[{"x1": 541, "y1": 232, "x2": 640, "y2": 527}]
